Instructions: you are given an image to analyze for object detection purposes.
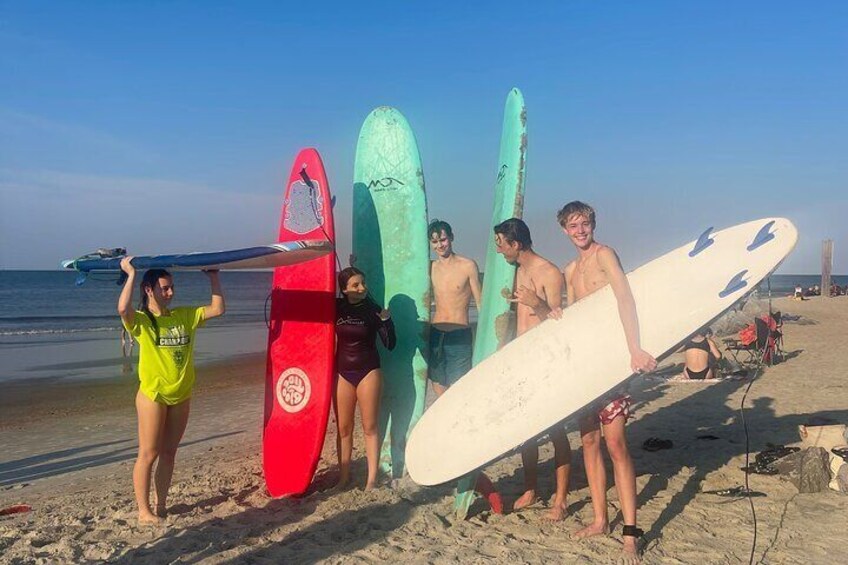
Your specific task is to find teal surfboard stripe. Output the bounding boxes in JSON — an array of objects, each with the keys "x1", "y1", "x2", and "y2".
[
  {"x1": 455, "y1": 88, "x2": 527, "y2": 517},
  {"x1": 353, "y1": 107, "x2": 430, "y2": 479}
]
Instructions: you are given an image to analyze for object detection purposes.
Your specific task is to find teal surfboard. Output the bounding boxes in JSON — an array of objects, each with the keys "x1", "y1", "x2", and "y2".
[
  {"x1": 455, "y1": 88, "x2": 527, "y2": 518},
  {"x1": 353, "y1": 107, "x2": 430, "y2": 479}
]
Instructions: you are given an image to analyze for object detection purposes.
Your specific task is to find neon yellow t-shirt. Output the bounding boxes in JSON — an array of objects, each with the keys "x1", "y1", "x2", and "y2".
[{"x1": 124, "y1": 306, "x2": 206, "y2": 405}]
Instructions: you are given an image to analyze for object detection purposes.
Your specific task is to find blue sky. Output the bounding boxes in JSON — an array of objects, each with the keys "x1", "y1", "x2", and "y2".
[{"x1": 1, "y1": 1, "x2": 846, "y2": 273}]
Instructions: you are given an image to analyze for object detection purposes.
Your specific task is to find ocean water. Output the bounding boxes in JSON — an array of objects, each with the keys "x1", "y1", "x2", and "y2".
[
  {"x1": 0, "y1": 271, "x2": 844, "y2": 384},
  {"x1": 757, "y1": 274, "x2": 848, "y2": 295},
  {"x1": 0, "y1": 271, "x2": 274, "y2": 383}
]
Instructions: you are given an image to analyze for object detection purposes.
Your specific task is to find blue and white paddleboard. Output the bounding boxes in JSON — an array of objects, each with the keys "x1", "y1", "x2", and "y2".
[
  {"x1": 406, "y1": 218, "x2": 798, "y2": 486},
  {"x1": 61, "y1": 240, "x2": 333, "y2": 273}
]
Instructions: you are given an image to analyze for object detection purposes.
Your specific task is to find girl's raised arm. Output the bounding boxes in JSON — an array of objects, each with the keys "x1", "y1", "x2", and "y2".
[
  {"x1": 118, "y1": 256, "x2": 136, "y2": 328},
  {"x1": 203, "y1": 270, "x2": 226, "y2": 320}
]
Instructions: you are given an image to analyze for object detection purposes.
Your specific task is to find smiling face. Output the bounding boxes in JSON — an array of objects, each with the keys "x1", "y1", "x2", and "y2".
[
  {"x1": 495, "y1": 233, "x2": 520, "y2": 265},
  {"x1": 562, "y1": 213, "x2": 595, "y2": 251},
  {"x1": 429, "y1": 229, "x2": 453, "y2": 258},
  {"x1": 342, "y1": 273, "x2": 368, "y2": 303}
]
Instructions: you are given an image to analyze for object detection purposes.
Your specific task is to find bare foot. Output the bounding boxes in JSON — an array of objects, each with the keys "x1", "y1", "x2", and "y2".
[
  {"x1": 364, "y1": 480, "x2": 377, "y2": 491},
  {"x1": 616, "y1": 542, "x2": 641, "y2": 565},
  {"x1": 138, "y1": 512, "x2": 162, "y2": 526},
  {"x1": 573, "y1": 521, "x2": 609, "y2": 539},
  {"x1": 335, "y1": 479, "x2": 351, "y2": 491},
  {"x1": 543, "y1": 498, "x2": 567, "y2": 521},
  {"x1": 513, "y1": 490, "x2": 538, "y2": 511},
  {"x1": 152, "y1": 499, "x2": 167, "y2": 518}
]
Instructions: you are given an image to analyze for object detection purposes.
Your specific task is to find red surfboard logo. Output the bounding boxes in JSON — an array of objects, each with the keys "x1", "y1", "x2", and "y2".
[{"x1": 276, "y1": 367, "x2": 311, "y2": 413}]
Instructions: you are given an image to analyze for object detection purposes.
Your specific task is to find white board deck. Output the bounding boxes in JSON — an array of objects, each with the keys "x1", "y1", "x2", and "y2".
[{"x1": 406, "y1": 218, "x2": 798, "y2": 486}]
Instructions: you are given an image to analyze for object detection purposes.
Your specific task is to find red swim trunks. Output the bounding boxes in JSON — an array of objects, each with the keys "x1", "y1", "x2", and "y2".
[{"x1": 596, "y1": 395, "x2": 632, "y2": 425}]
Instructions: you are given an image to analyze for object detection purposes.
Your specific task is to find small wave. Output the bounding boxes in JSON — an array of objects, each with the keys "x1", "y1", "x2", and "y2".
[
  {"x1": 0, "y1": 326, "x2": 121, "y2": 337},
  {"x1": 0, "y1": 314, "x2": 119, "y2": 323}
]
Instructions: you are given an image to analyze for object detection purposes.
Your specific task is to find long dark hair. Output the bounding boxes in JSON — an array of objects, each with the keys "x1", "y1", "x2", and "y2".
[
  {"x1": 140, "y1": 269, "x2": 172, "y2": 344},
  {"x1": 338, "y1": 267, "x2": 364, "y2": 294}
]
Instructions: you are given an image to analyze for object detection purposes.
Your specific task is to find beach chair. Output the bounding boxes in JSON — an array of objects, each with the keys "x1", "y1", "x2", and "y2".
[{"x1": 724, "y1": 317, "x2": 774, "y2": 366}]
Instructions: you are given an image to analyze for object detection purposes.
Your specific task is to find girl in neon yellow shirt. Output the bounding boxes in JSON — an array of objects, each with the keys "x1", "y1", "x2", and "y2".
[{"x1": 118, "y1": 256, "x2": 225, "y2": 525}]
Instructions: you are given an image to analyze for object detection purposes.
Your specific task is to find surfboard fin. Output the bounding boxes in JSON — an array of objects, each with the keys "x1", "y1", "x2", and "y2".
[
  {"x1": 74, "y1": 271, "x2": 88, "y2": 286},
  {"x1": 689, "y1": 227, "x2": 715, "y2": 257},
  {"x1": 719, "y1": 270, "x2": 749, "y2": 298},
  {"x1": 747, "y1": 220, "x2": 776, "y2": 252}
]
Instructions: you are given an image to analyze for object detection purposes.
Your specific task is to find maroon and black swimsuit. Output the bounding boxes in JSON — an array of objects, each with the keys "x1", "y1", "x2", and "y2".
[{"x1": 335, "y1": 297, "x2": 396, "y2": 386}]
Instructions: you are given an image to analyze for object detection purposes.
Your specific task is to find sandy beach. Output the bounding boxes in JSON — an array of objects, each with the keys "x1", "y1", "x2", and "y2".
[{"x1": 2, "y1": 295, "x2": 847, "y2": 564}]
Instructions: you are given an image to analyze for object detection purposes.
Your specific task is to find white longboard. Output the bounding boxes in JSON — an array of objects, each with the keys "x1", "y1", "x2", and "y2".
[{"x1": 406, "y1": 218, "x2": 798, "y2": 486}]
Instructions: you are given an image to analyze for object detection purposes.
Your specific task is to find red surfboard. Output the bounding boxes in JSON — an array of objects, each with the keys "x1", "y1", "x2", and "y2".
[{"x1": 263, "y1": 148, "x2": 336, "y2": 497}]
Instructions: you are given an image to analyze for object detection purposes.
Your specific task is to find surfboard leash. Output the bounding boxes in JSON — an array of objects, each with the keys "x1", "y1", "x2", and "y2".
[
  {"x1": 739, "y1": 357, "x2": 762, "y2": 565},
  {"x1": 299, "y1": 167, "x2": 341, "y2": 273},
  {"x1": 739, "y1": 285, "x2": 777, "y2": 565}
]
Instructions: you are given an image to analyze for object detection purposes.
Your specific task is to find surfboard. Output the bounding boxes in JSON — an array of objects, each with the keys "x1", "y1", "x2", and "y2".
[
  {"x1": 62, "y1": 240, "x2": 332, "y2": 272},
  {"x1": 353, "y1": 107, "x2": 430, "y2": 479},
  {"x1": 263, "y1": 148, "x2": 336, "y2": 497},
  {"x1": 407, "y1": 218, "x2": 798, "y2": 486},
  {"x1": 454, "y1": 87, "x2": 527, "y2": 517}
]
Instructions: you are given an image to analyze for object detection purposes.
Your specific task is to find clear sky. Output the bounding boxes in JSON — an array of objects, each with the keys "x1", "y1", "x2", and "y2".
[{"x1": 1, "y1": 1, "x2": 846, "y2": 273}]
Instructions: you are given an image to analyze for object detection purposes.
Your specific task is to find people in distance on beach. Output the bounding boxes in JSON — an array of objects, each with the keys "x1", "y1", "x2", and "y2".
[
  {"x1": 121, "y1": 326, "x2": 135, "y2": 357},
  {"x1": 557, "y1": 201, "x2": 656, "y2": 565},
  {"x1": 495, "y1": 218, "x2": 571, "y2": 521},
  {"x1": 334, "y1": 267, "x2": 396, "y2": 490},
  {"x1": 792, "y1": 284, "x2": 804, "y2": 301},
  {"x1": 681, "y1": 327, "x2": 723, "y2": 380},
  {"x1": 427, "y1": 219, "x2": 502, "y2": 513},
  {"x1": 118, "y1": 258, "x2": 225, "y2": 525}
]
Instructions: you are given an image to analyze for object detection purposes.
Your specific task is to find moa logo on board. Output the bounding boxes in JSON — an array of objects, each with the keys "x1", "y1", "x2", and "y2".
[
  {"x1": 276, "y1": 367, "x2": 311, "y2": 413},
  {"x1": 367, "y1": 177, "x2": 404, "y2": 192}
]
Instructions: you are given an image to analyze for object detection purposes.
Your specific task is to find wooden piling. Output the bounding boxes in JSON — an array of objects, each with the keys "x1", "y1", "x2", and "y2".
[{"x1": 822, "y1": 239, "x2": 833, "y2": 298}]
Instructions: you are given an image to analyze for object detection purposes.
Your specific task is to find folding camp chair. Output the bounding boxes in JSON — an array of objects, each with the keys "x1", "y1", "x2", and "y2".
[{"x1": 724, "y1": 317, "x2": 774, "y2": 367}]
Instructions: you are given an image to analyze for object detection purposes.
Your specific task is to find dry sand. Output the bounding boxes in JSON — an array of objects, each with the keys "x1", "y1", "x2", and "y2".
[{"x1": 2, "y1": 296, "x2": 847, "y2": 564}]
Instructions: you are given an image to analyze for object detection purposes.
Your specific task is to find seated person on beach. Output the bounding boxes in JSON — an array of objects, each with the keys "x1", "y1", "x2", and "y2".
[
  {"x1": 334, "y1": 267, "x2": 396, "y2": 490},
  {"x1": 681, "y1": 327, "x2": 722, "y2": 380},
  {"x1": 427, "y1": 220, "x2": 501, "y2": 512},
  {"x1": 118, "y1": 258, "x2": 225, "y2": 525},
  {"x1": 793, "y1": 284, "x2": 804, "y2": 300}
]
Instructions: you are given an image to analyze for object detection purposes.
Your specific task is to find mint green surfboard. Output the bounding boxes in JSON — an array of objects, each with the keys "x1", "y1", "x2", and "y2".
[
  {"x1": 454, "y1": 88, "x2": 527, "y2": 518},
  {"x1": 353, "y1": 107, "x2": 430, "y2": 479}
]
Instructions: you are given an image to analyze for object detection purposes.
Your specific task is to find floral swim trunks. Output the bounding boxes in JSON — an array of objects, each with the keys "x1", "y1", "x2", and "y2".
[{"x1": 594, "y1": 395, "x2": 632, "y2": 425}]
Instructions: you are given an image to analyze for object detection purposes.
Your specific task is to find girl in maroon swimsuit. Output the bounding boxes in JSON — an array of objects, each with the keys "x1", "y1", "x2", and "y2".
[{"x1": 334, "y1": 267, "x2": 396, "y2": 489}]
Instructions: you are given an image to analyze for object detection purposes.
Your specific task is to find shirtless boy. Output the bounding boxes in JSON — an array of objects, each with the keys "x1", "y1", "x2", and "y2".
[
  {"x1": 558, "y1": 201, "x2": 656, "y2": 565},
  {"x1": 494, "y1": 218, "x2": 571, "y2": 521},
  {"x1": 428, "y1": 220, "x2": 502, "y2": 513},
  {"x1": 428, "y1": 220, "x2": 481, "y2": 397}
]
